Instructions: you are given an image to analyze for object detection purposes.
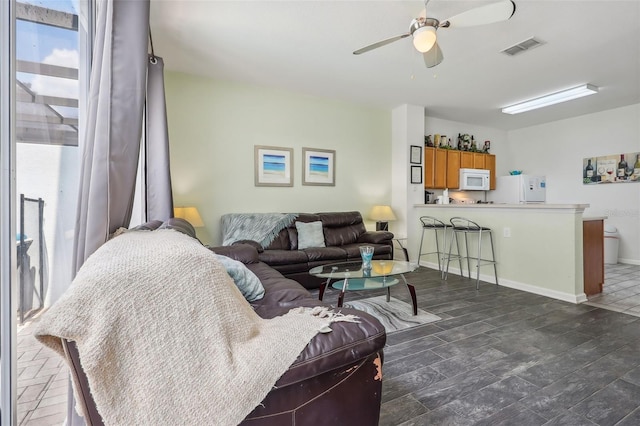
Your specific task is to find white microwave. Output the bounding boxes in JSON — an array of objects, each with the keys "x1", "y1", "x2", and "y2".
[{"x1": 459, "y1": 168, "x2": 490, "y2": 191}]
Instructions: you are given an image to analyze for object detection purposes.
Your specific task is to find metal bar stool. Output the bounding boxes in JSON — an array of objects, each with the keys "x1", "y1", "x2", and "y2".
[
  {"x1": 445, "y1": 217, "x2": 498, "y2": 290},
  {"x1": 417, "y1": 216, "x2": 460, "y2": 277}
]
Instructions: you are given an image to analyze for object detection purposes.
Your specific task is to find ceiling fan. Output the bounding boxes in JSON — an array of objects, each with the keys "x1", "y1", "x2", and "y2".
[{"x1": 353, "y1": 0, "x2": 516, "y2": 68}]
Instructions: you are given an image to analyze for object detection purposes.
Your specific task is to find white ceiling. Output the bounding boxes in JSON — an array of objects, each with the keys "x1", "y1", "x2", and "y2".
[{"x1": 150, "y1": 0, "x2": 640, "y2": 130}]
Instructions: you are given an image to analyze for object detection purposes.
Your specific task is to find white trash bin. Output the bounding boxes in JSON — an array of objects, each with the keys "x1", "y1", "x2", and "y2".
[{"x1": 604, "y1": 225, "x2": 620, "y2": 265}]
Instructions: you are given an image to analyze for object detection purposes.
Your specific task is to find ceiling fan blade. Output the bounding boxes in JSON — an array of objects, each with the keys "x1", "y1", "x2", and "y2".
[
  {"x1": 353, "y1": 33, "x2": 411, "y2": 55},
  {"x1": 423, "y1": 41, "x2": 443, "y2": 68},
  {"x1": 442, "y1": 0, "x2": 515, "y2": 28}
]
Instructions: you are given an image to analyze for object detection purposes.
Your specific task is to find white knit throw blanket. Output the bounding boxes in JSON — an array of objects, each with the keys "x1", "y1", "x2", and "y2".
[{"x1": 35, "y1": 230, "x2": 355, "y2": 425}]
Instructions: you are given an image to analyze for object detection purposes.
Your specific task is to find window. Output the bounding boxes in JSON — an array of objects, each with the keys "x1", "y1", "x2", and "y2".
[
  {"x1": 16, "y1": 1, "x2": 81, "y2": 147},
  {"x1": 2, "y1": 1, "x2": 92, "y2": 423}
]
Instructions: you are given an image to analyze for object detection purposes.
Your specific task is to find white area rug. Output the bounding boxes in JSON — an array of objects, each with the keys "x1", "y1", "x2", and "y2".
[{"x1": 345, "y1": 296, "x2": 441, "y2": 333}]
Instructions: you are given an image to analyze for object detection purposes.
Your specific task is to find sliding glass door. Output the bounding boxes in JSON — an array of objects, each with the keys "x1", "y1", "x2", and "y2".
[
  {"x1": 1, "y1": 0, "x2": 18, "y2": 424},
  {"x1": 2, "y1": 1, "x2": 91, "y2": 424}
]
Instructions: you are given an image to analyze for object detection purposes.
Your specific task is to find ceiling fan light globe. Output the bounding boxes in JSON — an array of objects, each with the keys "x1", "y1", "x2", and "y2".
[{"x1": 413, "y1": 26, "x2": 437, "y2": 53}]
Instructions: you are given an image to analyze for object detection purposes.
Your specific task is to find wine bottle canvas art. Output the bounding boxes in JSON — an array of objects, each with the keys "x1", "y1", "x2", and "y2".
[{"x1": 583, "y1": 152, "x2": 640, "y2": 185}]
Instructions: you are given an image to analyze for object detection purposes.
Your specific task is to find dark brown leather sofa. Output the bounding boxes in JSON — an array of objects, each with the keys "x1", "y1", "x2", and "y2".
[
  {"x1": 229, "y1": 211, "x2": 394, "y2": 289},
  {"x1": 62, "y1": 218, "x2": 387, "y2": 426}
]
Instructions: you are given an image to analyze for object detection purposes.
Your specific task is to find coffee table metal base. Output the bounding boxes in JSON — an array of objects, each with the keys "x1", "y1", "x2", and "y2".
[{"x1": 319, "y1": 274, "x2": 418, "y2": 315}]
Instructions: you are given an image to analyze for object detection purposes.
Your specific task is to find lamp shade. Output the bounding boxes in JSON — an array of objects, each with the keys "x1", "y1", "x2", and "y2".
[
  {"x1": 412, "y1": 26, "x2": 437, "y2": 53},
  {"x1": 369, "y1": 205, "x2": 397, "y2": 222},
  {"x1": 173, "y1": 206, "x2": 204, "y2": 227}
]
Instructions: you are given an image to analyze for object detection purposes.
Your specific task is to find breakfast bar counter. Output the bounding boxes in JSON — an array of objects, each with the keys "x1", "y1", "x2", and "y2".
[{"x1": 409, "y1": 203, "x2": 590, "y2": 303}]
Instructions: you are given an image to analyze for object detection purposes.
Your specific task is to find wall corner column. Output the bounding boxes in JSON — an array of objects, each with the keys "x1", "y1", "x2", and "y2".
[{"x1": 391, "y1": 104, "x2": 424, "y2": 258}]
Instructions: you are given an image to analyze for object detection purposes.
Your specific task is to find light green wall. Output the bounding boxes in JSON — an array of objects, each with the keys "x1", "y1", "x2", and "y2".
[{"x1": 165, "y1": 72, "x2": 392, "y2": 245}]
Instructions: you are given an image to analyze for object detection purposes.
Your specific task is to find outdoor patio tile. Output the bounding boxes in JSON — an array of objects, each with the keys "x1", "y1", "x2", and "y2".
[
  {"x1": 28, "y1": 402, "x2": 66, "y2": 421},
  {"x1": 18, "y1": 349, "x2": 41, "y2": 363},
  {"x1": 17, "y1": 375, "x2": 52, "y2": 389},
  {"x1": 17, "y1": 383, "x2": 47, "y2": 403},
  {"x1": 22, "y1": 411, "x2": 66, "y2": 426},
  {"x1": 40, "y1": 383, "x2": 67, "y2": 398},
  {"x1": 47, "y1": 378, "x2": 68, "y2": 390},
  {"x1": 36, "y1": 393, "x2": 67, "y2": 409},
  {"x1": 17, "y1": 358, "x2": 47, "y2": 370}
]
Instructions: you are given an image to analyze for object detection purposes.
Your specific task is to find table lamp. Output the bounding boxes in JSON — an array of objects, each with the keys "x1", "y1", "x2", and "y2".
[
  {"x1": 173, "y1": 206, "x2": 204, "y2": 227},
  {"x1": 369, "y1": 205, "x2": 396, "y2": 231}
]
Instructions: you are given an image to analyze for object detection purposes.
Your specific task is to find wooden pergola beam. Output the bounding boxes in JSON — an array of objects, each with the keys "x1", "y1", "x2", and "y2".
[
  {"x1": 17, "y1": 60, "x2": 78, "y2": 80},
  {"x1": 16, "y1": 2, "x2": 78, "y2": 31}
]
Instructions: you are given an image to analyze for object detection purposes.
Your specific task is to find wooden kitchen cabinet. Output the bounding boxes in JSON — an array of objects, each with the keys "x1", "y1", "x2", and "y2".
[
  {"x1": 425, "y1": 147, "x2": 435, "y2": 188},
  {"x1": 460, "y1": 152, "x2": 474, "y2": 169},
  {"x1": 485, "y1": 154, "x2": 496, "y2": 190},
  {"x1": 446, "y1": 151, "x2": 460, "y2": 189},
  {"x1": 473, "y1": 153, "x2": 485, "y2": 169},
  {"x1": 583, "y1": 218, "x2": 604, "y2": 296},
  {"x1": 425, "y1": 146, "x2": 496, "y2": 190},
  {"x1": 424, "y1": 147, "x2": 448, "y2": 189},
  {"x1": 434, "y1": 149, "x2": 447, "y2": 188}
]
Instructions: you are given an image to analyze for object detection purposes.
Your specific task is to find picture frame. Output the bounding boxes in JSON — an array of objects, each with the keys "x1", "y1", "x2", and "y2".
[
  {"x1": 254, "y1": 145, "x2": 293, "y2": 187},
  {"x1": 583, "y1": 152, "x2": 640, "y2": 185},
  {"x1": 411, "y1": 165, "x2": 422, "y2": 184},
  {"x1": 410, "y1": 145, "x2": 422, "y2": 164},
  {"x1": 302, "y1": 148, "x2": 335, "y2": 186}
]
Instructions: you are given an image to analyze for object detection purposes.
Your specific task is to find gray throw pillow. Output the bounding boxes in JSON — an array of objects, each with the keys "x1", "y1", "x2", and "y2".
[
  {"x1": 214, "y1": 254, "x2": 265, "y2": 302},
  {"x1": 296, "y1": 221, "x2": 326, "y2": 250}
]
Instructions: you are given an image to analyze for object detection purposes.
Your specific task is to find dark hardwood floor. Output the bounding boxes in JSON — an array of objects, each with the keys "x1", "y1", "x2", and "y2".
[{"x1": 314, "y1": 265, "x2": 640, "y2": 425}]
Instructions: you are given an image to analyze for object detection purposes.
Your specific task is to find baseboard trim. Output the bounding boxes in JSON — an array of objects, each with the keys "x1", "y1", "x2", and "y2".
[
  {"x1": 420, "y1": 260, "x2": 587, "y2": 304},
  {"x1": 617, "y1": 258, "x2": 640, "y2": 266}
]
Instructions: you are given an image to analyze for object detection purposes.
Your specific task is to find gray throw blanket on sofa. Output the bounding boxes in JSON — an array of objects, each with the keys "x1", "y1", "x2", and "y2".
[
  {"x1": 34, "y1": 229, "x2": 355, "y2": 425},
  {"x1": 221, "y1": 212, "x2": 298, "y2": 247}
]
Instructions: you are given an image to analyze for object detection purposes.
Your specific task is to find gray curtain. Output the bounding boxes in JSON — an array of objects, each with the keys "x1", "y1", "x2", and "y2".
[
  {"x1": 70, "y1": 0, "x2": 151, "y2": 424},
  {"x1": 73, "y1": 0, "x2": 150, "y2": 271},
  {"x1": 145, "y1": 55, "x2": 173, "y2": 221}
]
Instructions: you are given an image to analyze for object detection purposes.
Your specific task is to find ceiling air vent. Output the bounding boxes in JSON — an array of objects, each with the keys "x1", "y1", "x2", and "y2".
[{"x1": 501, "y1": 37, "x2": 544, "y2": 56}]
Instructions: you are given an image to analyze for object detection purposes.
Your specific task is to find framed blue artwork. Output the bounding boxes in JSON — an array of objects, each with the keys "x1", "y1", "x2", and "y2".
[
  {"x1": 302, "y1": 148, "x2": 335, "y2": 186},
  {"x1": 254, "y1": 145, "x2": 293, "y2": 187}
]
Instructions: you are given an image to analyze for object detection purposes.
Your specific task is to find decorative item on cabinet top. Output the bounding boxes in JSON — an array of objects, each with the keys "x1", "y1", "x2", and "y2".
[{"x1": 425, "y1": 134, "x2": 490, "y2": 153}]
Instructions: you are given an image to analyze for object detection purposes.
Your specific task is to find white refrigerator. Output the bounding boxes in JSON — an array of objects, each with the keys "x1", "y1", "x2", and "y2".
[{"x1": 488, "y1": 175, "x2": 546, "y2": 204}]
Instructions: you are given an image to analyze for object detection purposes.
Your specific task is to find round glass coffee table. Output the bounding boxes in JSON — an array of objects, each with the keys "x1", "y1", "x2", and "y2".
[{"x1": 309, "y1": 260, "x2": 419, "y2": 315}]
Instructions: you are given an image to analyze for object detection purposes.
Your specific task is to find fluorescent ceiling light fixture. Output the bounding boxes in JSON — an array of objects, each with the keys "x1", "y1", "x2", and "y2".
[{"x1": 502, "y1": 84, "x2": 599, "y2": 114}]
